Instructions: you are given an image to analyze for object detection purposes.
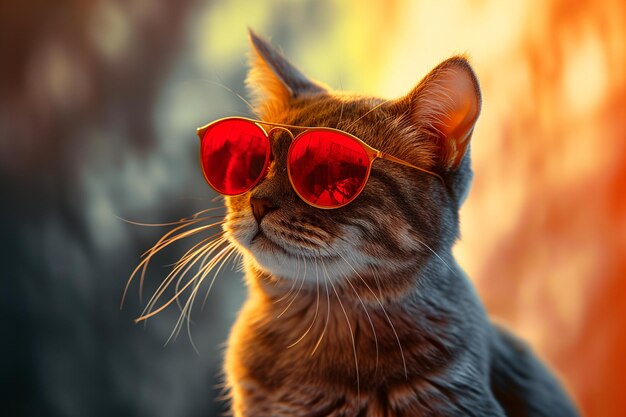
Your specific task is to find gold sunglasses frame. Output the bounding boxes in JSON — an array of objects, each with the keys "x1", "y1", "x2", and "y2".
[{"x1": 196, "y1": 116, "x2": 443, "y2": 209}]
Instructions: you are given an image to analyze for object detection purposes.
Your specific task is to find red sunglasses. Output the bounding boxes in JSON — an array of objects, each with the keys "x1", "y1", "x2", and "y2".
[{"x1": 196, "y1": 117, "x2": 442, "y2": 209}]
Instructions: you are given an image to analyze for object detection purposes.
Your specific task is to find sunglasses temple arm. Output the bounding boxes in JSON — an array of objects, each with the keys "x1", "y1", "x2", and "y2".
[
  {"x1": 377, "y1": 151, "x2": 445, "y2": 185},
  {"x1": 196, "y1": 126, "x2": 207, "y2": 140}
]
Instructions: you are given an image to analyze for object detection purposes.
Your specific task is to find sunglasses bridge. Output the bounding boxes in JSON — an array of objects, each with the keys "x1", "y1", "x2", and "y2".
[
  {"x1": 265, "y1": 125, "x2": 389, "y2": 159},
  {"x1": 266, "y1": 126, "x2": 296, "y2": 140}
]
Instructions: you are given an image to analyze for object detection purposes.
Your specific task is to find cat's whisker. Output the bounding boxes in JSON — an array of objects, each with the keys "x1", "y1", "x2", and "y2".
[
  {"x1": 339, "y1": 252, "x2": 408, "y2": 380},
  {"x1": 122, "y1": 217, "x2": 226, "y2": 308},
  {"x1": 168, "y1": 276, "x2": 208, "y2": 350},
  {"x1": 200, "y1": 244, "x2": 239, "y2": 310},
  {"x1": 169, "y1": 239, "x2": 233, "y2": 315},
  {"x1": 167, "y1": 275, "x2": 203, "y2": 351},
  {"x1": 135, "y1": 240, "x2": 233, "y2": 323},
  {"x1": 233, "y1": 251, "x2": 245, "y2": 273},
  {"x1": 274, "y1": 253, "x2": 303, "y2": 304},
  {"x1": 413, "y1": 236, "x2": 455, "y2": 275},
  {"x1": 210, "y1": 194, "x2": 225, "y2": 204},
  {"x1": 122, "y1": 218, "x2": 207, "y2": 308},
  {"x1": 345, "y1": 274, "x2": 380, "y2": 378},
  {"x1": 136, "y1": 271, "x2": 203, "y2": 323},
  {"x1": 168, "y1": 243, "x2": 238, "y2": 351},
  {"x1": 276, "y1": 261, "x2": 307, "y2": 318},
  {"x1": 311, "y1": 260, "x2": 330, "y2": 357},
  {"x1": 132, "y1": 216, "x2": 223, "y2": 298},
  {"x1": 335, "y1": 79, "x2": 345, "y2": 130},
  {"x1": 372, "y1": 265, "x2": 385, "y2": 304},
  {"x1": 175, "y1": 206, "x2": 226, "y2": 224},
  {"x1": 137, "y1": 211, "x2": 226, "y2": 259},
  {"x1": 194, "y1": 243, "x2": 238, "y2": 315},
  {"x1": 141, "y1": 219, "x2": 226, "y2": 260},
  {"x1": 327, "y1": 247, "x2": 379, "y2": 377},
  {"x1": 144, "y1": 236, "x2": 228, "y2": 320},
  {"x1": 273, "y1": 252, "x2": 298, "y2": 296},
  {"x1": 138, "y1": 220, "x2": 226, "y2": 292},
  {"x1": 173, "y1": 235, "x2": 227, "y2": 311},
  {"x1": 287, "y1": 256, "x2": 320, "y2": 349},
  {"x1": 358, "y1": 261, "x2": 385, "y2": 305},
  {"x1": 186, "y1": 301, "x2": 201, "y2": 356},
  {"x1": 144, "y1": 242, "x2": 234, "y2": 331},
  {"x1": 136, "y1": 219, "x2": 205, "y2": 259},
  {"x1": 321, "y1": 257, "x2": 360, "y2": 401},
  {"x1": 204, "y1": 78, "x2": 257, "y2": 116},
  {"x1": 364, "y1": 262, "x2": 385, "y2": 303},
  {"x1": 116, "y1": 206, "x2": 224, "y2": 230},
  {"x1": 344, "y1": 98, "x2": 394, "y2": 131},
  {"x1": 174, "y1": 268, "x2": 210, "y2": 343},
  {"x1": 167, "y1": 231, "x2": 225, "y2": 269},
  {"x1": 188, "y1": 205, "x2": 226, "y2": 219},
  {"x1": 153, "y1": 235, "x2": 228, "y2": 307},
  {"x1": 117, "y1": 216, "x2": 201, "y2": 228}
]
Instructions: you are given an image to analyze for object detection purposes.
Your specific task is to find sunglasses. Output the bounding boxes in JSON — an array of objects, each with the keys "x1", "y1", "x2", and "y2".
[{"x1": 196, "y1": 117, "x2": 442, "y2": 209}]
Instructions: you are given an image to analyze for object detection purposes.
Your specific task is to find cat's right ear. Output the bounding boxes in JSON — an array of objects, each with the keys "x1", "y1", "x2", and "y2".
[
  {"x1": 246, "y1": 29, "x2": 325, "y2": 114},
  {"x1": 394, "y1": 57, "x2": 481, "y2": 170}
]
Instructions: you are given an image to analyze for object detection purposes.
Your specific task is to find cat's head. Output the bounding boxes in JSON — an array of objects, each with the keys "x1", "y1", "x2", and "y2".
[{"x1": 224, "y1": 30, "x2": 481, "y2": 301}]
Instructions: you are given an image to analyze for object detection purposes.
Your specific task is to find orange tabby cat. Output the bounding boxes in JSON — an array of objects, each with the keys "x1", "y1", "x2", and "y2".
[{"x1": 207, "y1": 31, "x2": 581, "y2": 417}]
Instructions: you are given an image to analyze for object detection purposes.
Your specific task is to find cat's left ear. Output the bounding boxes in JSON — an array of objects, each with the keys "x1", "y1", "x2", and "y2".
[
  {"x1": 246, "y1": 29, "x2": 326, "y2": 113},
  {"x1": 396, "y1": 57, "x2": 481, "y2": 170}
]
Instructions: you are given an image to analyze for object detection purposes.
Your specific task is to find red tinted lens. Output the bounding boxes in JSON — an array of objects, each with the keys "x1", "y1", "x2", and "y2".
[
  {"x1": 288, "y1": 130, "x2": 370, "y2": 207},
  {"x1": 200, "y1": 119, "x2": 270, "y2": 195}
]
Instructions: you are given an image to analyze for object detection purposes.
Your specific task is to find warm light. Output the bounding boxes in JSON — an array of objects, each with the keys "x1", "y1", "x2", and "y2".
[
  {"x1": 372, "y1": 1, "x2": 626, "y2": 416},
  {"x1": 198, "y1": 1, "x2": 624, "y2": 413}
]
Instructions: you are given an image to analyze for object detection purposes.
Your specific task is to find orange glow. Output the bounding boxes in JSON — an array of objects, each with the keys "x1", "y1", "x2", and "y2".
[
  {"x1": 198, "y1": 1, "x2": 626, "y2": 413},
  {"x1": 325, "y1": 0, "x2": 626, "y2": 414},
  {"x1": 377, "y1": 1, "x2": 626, "y2": 415}
]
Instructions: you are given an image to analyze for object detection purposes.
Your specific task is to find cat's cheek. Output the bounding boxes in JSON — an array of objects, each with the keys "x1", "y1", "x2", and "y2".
[
  {"x1": 246, "y1": 248, "x2": 312, "y2": 283},
  {"x1": 224, "y1": 219, "x2": 258, "y2": 252},
  {"x1": 224, "y1": 221, "x2": 294, "y2": 279},
  {"x1": 251, "y1": 251, "x2": 355, "y2": 285}
]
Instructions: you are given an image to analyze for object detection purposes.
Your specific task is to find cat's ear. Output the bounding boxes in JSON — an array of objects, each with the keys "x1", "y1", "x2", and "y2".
[
  {"x1": 246, "y1": 29, "x2": 325, "y2": 112},
  {"x1": 397, "y1": 57, "x2": 481, "y2": 170}
]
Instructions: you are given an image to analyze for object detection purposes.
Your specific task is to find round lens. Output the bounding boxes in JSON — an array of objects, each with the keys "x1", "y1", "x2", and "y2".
[
  {"x1": 200, "y1": 119, "x2": 270, "y2": 195},
  {"x1": 288, "y1": 130, "x2": 370, "y2": 208}
]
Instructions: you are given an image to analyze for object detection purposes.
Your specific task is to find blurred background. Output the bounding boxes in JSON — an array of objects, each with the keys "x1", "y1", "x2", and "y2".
[{"x1": 1, "y1": 0, "x2": 625, "y2": 416}]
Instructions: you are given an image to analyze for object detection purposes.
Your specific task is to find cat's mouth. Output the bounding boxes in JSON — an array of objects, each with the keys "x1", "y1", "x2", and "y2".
[
  {"x1": 246, "y1": 227, "x2": 347, "y2": 284},
  {"x1": 250, "y1": 222, "x2": 340, "y2": 259},
  {"x1": 240, "y1": 226, "x2": 341, "y2": 277},
  {"x1": 226, "y1": 215, "x2": 344, "y2": 280},
  {"x1": 250, "y1": 229, "x2": 290, "y2": 255}
]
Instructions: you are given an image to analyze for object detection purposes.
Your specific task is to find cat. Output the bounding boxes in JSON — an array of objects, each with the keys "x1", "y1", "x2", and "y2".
[
  {"x1": 137, "y1": 30, "x2": 581, "y2": 416},
  {"x1": 209, "y1": 31, "x2": 582, "y2": 417}
]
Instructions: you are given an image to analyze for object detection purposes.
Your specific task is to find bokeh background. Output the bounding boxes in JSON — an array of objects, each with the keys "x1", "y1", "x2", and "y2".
[{"x1": 2, "y1": 0, "x2": 625, "y2": 416}]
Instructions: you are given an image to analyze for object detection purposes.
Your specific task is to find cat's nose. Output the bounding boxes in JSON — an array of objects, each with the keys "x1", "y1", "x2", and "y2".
[{"x1": 250, "y1": 197, "x2": 278, "y2": 224}]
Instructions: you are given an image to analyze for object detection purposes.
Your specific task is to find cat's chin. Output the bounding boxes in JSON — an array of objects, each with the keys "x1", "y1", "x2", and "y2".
[
  {"x1": 232, "y1": 226, "x2": 308, "y2": 258},
  {"x1": 250, "y1": 233, "x2": 341, "y2": 282},
  {"x1": 249, "y1": 251, "x2": 347, "y2": 284},
  {"x1": 228, "y1": 229, "x2": 343, "y2": 283},
  {"x1": 228, "y1": 219, "x2": 331, "y2": 259},
  {"x1": 226, "y1": 218, "x2": 385, "y2": 284}
]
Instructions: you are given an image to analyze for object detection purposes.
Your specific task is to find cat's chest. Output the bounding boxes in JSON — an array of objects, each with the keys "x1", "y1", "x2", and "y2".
[
  {"x1": 226, "y1": 297, "x2": 474, "y2": 417},
  {"x1": 229, "y1": 294, "x2": 456, "y2": 384},
  {"x1": 233, "y1": 376, "x2": 469, "y2": 417}
]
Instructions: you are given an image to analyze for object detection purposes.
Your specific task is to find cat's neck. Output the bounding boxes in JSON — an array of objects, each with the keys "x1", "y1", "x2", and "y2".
[
  {"x1": 230, "y1": 254, "x2": 487, "y2": 390},
  {"x1": 249, "y1": 248, "x2": 465, "y2": 310},
  {"x1": 240, "y1": 252, "x2": 482, "y2": 375}
]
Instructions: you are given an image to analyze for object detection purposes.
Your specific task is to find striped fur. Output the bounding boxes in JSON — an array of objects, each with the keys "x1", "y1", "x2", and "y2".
[{"x1": 220, "y1": 31, "x2": 579, "y2": 417}]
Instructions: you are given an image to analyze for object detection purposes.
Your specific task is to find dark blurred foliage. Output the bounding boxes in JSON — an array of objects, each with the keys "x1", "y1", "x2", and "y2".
[{"x1": 1, "y1": 1, "x2": 246, "y2": 416}]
